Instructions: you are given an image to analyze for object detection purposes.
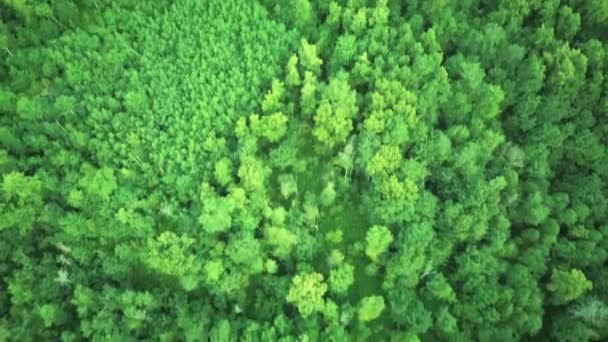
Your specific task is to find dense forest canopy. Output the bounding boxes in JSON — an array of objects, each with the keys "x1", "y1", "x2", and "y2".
[{"x1": 1, "y1": 0, "x2": 607, "y2": 341}]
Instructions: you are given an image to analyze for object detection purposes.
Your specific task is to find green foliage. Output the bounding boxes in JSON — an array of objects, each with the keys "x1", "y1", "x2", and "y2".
[
  {"x1": 426, "y1": 274, "x2": 457, "y2": 303},
  {"x1": 214, "y1": 158, "x2": 233, "y2": 187},
  {"x1": 250, "y1": 112, "x2": 288, "y2": 143},
  {"x1": 79, "y1": 166, "x2": 116, "y2": 203},
  {"x1": 358, "y1": 295, "x2": 385, "y2": 322},
  {"x1": 300, "y1": 39, "x2": 323, "y2": 75},
  {"x1": 285, "y1": 55, "x2": 301, "y2": 87},
  {"x1": 264, "y1": 225, "x2": 296, "y2": 258},
  {"x1": 365, "y1": 225, "x2": 393, "y2": 262},
  {"x1": 199, "y1": 195, "x2": 234, "y2": 234},
  {"x1": 569, "y1": 296, "x2": 608, "y2": 328},
  {"x1": 312, "y1": 75, "x2": 358, "y2": 149},
  {"x1": 205, "y1": 259, "x2": 224, "y2": 283},
  {"x1": 0, "y1": 172, "x2": 42, "y2": 233},
  {"x1": 286, "y1": 272, "x2": 327, "y2": 317},
  {"x1": 38, "y1": 303, "x2": 62, "y2": 328},
  {"x1": 1, "y1": 0, "x2": 608, "y2": 340},
  {"x1": 143, "y1": 232, "x2": 199, "y2": 290},
  {"x1": 329, "y1": 262, "x2": 354, "y2": 295},
  {"x1": 548, "y1": 269, "x2": 593, "y2": 304}
]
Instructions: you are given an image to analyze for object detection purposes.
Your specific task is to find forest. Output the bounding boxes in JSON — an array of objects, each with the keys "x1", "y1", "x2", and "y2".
[{"x1": 1, "y1": 0, "x2": 607, "y2": 341}]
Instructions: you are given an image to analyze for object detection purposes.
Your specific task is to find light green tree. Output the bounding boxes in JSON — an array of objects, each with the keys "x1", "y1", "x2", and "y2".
[
  {"x1": 547, "y1": 268, "x2": 593, "y2": 304},
  {"x1": 0, "y1": 172, "x2": 42, "y2": 233},
  {"x1": 144, "y1": 232, "x2": 199, "y2": 290},
  {"x1": 286, "y1": 272, "x2": 327, "y2": 317},
  {"x1": 300, "y1": 39, "x2": 323, "y2": 74},
  {"x1": 365, "y1": 225, "x2": 394, "y2": 262},
  {"x1": 358, "y1": 296, "x2": 385, "y2": 322},
  {"x1": 312, "y1": 76, "x2": 358, "y2": 149},
  {"x1": 250, "y1": 112, "x2": 288, "y2": 143},
  {"x1": 329, "y1": 263, "x2": 354, "y2": 295},
  {"x1": 301, "y1": 71, "x2": 317, "y2": 117},
  {"x1": 264, "y1": 226, "x2": 297, "y2": 258},
  {"x1": 285, "y1": 54, "x2": 301, "y2": 87},
  {"x1": 214, "y1": 158, "x2": 233, "y2": 186}
]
